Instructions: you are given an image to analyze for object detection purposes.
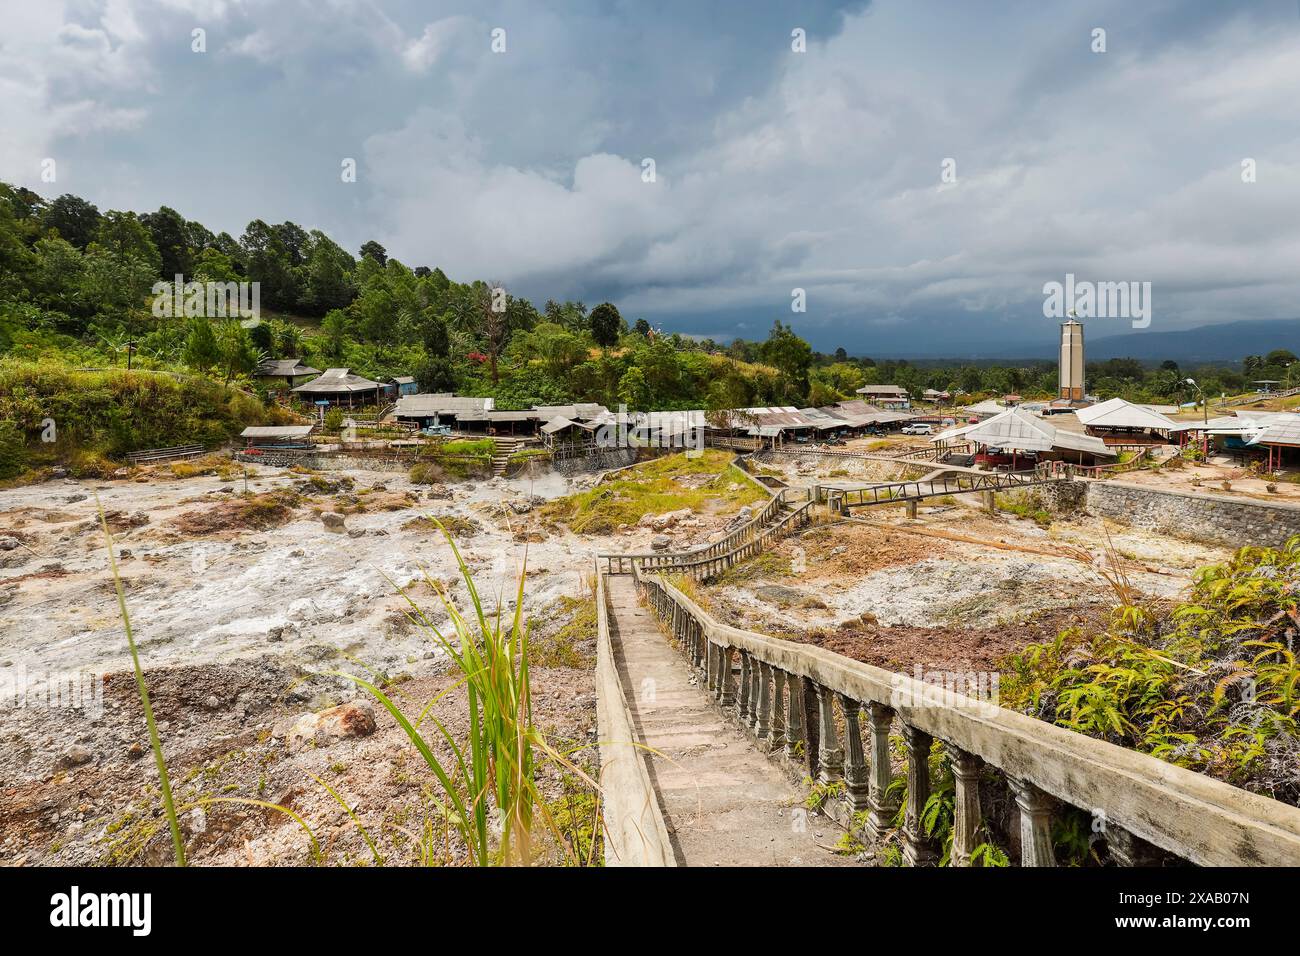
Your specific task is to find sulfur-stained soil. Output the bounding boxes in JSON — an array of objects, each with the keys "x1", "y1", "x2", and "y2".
[
  {"x1": 0, "y1": 659, "x2": 597, "y2": 867},
  {"x1": 699, "y1": 500, "x2": 1231, "y2": 676}
]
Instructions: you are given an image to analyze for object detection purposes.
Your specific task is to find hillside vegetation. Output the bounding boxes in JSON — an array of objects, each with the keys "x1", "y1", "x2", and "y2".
[{"x1": 0, "y1": 359, "x2": 289, "y2": 479}]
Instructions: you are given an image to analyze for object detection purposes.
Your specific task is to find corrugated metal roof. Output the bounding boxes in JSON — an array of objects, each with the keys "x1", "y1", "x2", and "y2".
[
  {"x1": 291, "y1": 368, "x2": 382, "y2": 394},
  {"x1": 394, "y1": 394, "x2": 496, "y2": 416},
  {"x1": 241, "y1": 425, "x2": 315, "y2": 439},
  {"x1": 257, "y1": 359, "x2": 320, "y2": 377},
  {"x1": 935, "y1": 407, "x2": 1111, "y2": 456},
  {"x1": 1076, "y1": 397, "x2": 1177, "y2": 431}
]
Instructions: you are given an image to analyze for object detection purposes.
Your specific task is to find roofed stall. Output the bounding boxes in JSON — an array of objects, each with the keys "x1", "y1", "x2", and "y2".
[
  {"x1": 290, "y1": 368, "x2": 383, "y2": 408},
  {"x1": 392, "y1": 393, "x2": 495, "y2": 432},
  {"x1": 934, "y1": 406, "x2": 1114, "y2": 467},
  {"x1": 240, "y1": 424, "x2": 315, "y2": 448},
  {"x1": 1075, "y1": 398, "x2": 1177, "y2": 448}
]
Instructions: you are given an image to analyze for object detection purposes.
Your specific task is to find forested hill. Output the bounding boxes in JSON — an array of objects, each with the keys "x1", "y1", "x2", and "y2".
[{"x1": 1, "y1": 182, "x2": 1297, "y2": 417}]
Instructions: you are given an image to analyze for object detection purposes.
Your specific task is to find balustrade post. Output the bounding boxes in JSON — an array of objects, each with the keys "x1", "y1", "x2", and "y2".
[
  {"x1": 901, "y1": 723, "x2": 938, "y2": 866},
  {"x1": 947, "y1": 746, "x2": 982, "y2": 868},
  {"x1": 737, "y1": 651, "x2": 753, "y2": 723},
  {"x1": 839, "y1": 696, "x2": 870, "y2": 813},
  {"x1": 785, "y1": 677, "x2": 804, "y2": 760},
  {"x1": 706, "y1": 641, "x2": 719, "y2": 695},
  {"x1": 1008, "y1": 777, "x2": 1056, "y2": 867},
  {"x1": 800, "y1": 677, "x2": 820, "y2": 777},
  {"x1": 717, "y1": 646, "x2": 735, "y2": 708},
  {"x1": 770, "y1": 669, "x2": 787, "y2": 752},
  {"x1": 814, "y1": 683, "x2": 843, "y2": 785},
  {"x1": 755, "y1": 662, "x2": 772, "y2": 739}
]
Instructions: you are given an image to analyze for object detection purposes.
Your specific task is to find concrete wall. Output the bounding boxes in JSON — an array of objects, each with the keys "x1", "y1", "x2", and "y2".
[{"x1": 1065, "y1": 479, "x2": 1300, "y2": 549}]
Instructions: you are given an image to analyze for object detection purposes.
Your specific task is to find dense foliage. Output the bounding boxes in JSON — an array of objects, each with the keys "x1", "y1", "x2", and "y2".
[
  {"x1": 1003, "y1": 536, "x2": 1300, "y2": 803},
  {"x1": 2, "y1": 181, "x2": 1294, "y2": 421}
]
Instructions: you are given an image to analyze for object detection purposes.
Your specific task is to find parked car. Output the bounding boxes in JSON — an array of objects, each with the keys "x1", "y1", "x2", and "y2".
[{"x1": 901, "y1": 423, "x2": 934, "y2": 436}]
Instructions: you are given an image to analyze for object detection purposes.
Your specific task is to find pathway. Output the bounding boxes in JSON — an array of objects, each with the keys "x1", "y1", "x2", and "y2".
[{"x1": 603, "y1": 574, "x2": 852, "y2": 867}]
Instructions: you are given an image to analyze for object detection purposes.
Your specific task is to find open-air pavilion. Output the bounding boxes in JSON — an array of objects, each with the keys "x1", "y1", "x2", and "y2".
[
  {"x1": 934, "y1": 406, "x2": 1115, "y2": 468},
  {"x1": 290, "y1": 368, "x2": 384, "y2": 408},
  {"x1": 1074, "y1": 397, "x2": 1178, "y2": 448}
]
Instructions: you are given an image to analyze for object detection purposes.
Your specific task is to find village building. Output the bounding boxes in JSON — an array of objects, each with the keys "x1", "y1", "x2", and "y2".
[
  {"x1": 239, "y1": 424, "x2": 315, "y2": 448},
  {"x1": 934, "y1": 406, "x2": 1114, "y2": 467},
  {"x1": 854, "y1": 384, "x2": 911, "y2": 409},
  {"x1": 1074, "y1": 397, "x2": 1178, "y2": 448},
  {"x1": 385, "y1": 375, "x2": 420, "y2": 398},
  {"x1": 255, "y1": 358, "x2": 321, "y2": 390},
  {"x1": 392, "y1": 393, "x2": 496, "y2": 433},
  {"x1": 290, "y1": 367, "x2": 384, "y2": 407}
]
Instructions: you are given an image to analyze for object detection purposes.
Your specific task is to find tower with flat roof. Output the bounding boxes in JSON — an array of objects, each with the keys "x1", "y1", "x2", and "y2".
[{"x1": 1059, "y1": 319, "x2": 1084, "y2": 401}]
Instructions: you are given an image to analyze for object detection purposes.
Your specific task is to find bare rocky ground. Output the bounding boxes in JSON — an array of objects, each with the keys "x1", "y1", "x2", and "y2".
[
  {"x1": 698, "y1": 500, "x2": 1231, "y2": 675},
  {"x1": 0, "y1": 458, "x2": 758, "y2": 866}
]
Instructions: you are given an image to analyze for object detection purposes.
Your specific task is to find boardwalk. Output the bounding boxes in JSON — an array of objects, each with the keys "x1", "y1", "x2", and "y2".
[{"x1": 603, "y1": 575, "x2": 852, "y2": 867}]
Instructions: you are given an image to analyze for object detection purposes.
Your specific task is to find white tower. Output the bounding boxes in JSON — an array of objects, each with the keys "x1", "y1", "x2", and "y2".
[{"x1": 1059, "y1": 319, "x2": 1084, "y2": 401}]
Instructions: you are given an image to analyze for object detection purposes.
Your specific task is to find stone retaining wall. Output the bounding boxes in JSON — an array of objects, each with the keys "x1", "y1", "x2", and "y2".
[{"x1": 1052, "y1": 479, "x2": 1300, "y2": 549}]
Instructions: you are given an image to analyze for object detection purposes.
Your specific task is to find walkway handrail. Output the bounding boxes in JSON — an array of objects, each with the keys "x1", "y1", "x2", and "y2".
[
  {"x1": 593, "y1": 564, "x2": 676, "y2": 866},
  {"x1": 632, "y1": 567, "x2": 1300, "y2": 867},
  {"x1": 830, "y1": 463, "x2": 1062, "y2": 510},
  {"x1": 599, "y1": 494, "x2": 814, "y2": 577}
]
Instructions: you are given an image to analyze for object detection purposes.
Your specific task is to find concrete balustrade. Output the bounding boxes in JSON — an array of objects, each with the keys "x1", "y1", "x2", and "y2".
[{"x1": 629, "y1": 565, "x2": 1300, "y2": 868}]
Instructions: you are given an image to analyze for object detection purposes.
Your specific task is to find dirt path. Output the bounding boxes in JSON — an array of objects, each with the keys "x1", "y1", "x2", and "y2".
[{"x1": 604, "y1": 575, "x2": 851, "y2": 867}]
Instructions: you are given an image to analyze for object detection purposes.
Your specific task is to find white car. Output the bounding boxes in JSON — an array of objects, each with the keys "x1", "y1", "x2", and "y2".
[{"x1": 901, "y1": 423, "x2": 933, "y2": 436}]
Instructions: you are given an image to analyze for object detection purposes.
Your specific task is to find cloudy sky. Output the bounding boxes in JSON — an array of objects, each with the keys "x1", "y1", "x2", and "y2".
[{"x1": 4, "y1": 0, "x2": 1300, "y2": 354}]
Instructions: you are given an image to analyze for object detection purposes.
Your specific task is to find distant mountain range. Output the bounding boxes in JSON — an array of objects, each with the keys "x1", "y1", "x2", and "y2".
[{"x1": 864, "y1": 320, "x2": 1300, "y2": 364}]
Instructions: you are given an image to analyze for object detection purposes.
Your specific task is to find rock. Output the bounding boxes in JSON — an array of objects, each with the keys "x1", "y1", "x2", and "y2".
[
  {"x1": 285, "y1": 702, "x2": 377, "y2": 752},
  {"x1": 289, "y1": 548, "x2": 305, "y2": 558},
  {"x1": 508, "y1": 498, "x2": 532, "y2": 515},
  {"x1": 218, "y1": 486, "x2": 234, "y2": 494},
  {"x1": 117, "y1": 549, "x2": 132, "y2": 559},
  {"x1": 203, "y1": 695, "x2": 220, "y2": 710},
  {"x1": 0, "y1": 537, "x2": 19, "y2": 551},
  {"x1": 321, "y1": 512, "x2": 347, "y2": 533},
  {"x1": 64, "y1": 493, "x2": 87, "y2": 504},
  {"x1": 425, "y1": 486, "x2": 452, "y2": 500},
  {"x1": 754, "y1": 584, "x2": 827, "y2": 610},
  {"x1": 651, "y1": 534, "x2": 671, "y2": 551},
  {"x1": 126, "y1": 742, "x2": 144, "y2": 759},
  {"x1": 829, "y1": 546, "x2": 848, "y2": 557},
  {"x1": 112, "y1": 468, "x2": 131, "y2": 479},
  {"x1": 50, "y1": 467, "x2": 68, "y2": 479},
  {"x1": 347, "y1": 528, "x2": 365, "y2": 538},
  {"x1": 57, "y1": 744, "x2": 94, "y2": 769}
]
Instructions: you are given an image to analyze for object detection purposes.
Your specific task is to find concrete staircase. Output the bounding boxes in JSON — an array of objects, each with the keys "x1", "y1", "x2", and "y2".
[{"x1": 490, "y1": 436, "x2": 527, "y2": 476}]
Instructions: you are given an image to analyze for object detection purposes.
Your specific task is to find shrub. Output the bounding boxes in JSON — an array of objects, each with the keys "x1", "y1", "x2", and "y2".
[{"x1": 0, "y1": 420, "x2": 25, "y2": 479}]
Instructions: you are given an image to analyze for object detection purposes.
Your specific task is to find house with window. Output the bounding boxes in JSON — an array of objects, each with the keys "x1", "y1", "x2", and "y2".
[{"x1": 855, "y1": 384, "x2": 911, "y2": 409}]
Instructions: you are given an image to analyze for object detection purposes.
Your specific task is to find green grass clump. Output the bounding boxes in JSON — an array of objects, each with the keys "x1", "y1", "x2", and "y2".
[
  {"x1": 539, "y1": 450, "x2": 767, "y2": 534},
  {"x1": 994, "y1": 491, "x2": 1052, "y2": 527},
  {"x1": 347, "y1": 522, "x2": 599, "y2": 865}
]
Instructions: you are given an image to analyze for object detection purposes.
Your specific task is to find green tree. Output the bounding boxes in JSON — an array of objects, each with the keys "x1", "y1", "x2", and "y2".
[
  {"x1": 182, "y1": 317, "x2": 220, "y2": 371},
  {"x1": 759, "y1": 320, "x2": 812, "y2": 404},
  {"x1": 616, "y1": 365, "x2": 651, "y2": 410},
  {"x1": 41, "y1": 194, "x2": 101, "y2": 249},
  {"x1": 589, "y1": 302, "x2": 622, "y2": 349}
]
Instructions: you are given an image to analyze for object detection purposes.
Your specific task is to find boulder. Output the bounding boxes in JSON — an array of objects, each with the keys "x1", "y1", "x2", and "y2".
[
  {"x1": 57, "y1": 744, "x2": 95, "y2": 769},
  {"x1": 651, "y1": 534, "x2": 671, "y2": 551},
  {"x1": 0, "y1": 537, "x2": 19, "y2": 551},
  {"x1": 285, "y1": 702, "x2": 378, "y2": 752},
  {"x1": 321, "y1": 512, "x2": 347, "y2": 533}
]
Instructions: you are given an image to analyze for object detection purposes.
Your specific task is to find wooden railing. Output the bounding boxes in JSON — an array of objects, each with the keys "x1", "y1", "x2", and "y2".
[
  {"x1": 757, "y1": 441, "x2": 973, "y2": 466},
  {"x1": 830, "y1": 462, "x2": 1063, "y2": 511},
  {"x1": 125, "y1": 443, "x2": 208, "y2": 464},
  {"x1": 631, "y1": 568, "x2": 1300, "y2": 866},
  {"x1": 598, "y1": 487, "x2": 810, "y2": 576}
]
